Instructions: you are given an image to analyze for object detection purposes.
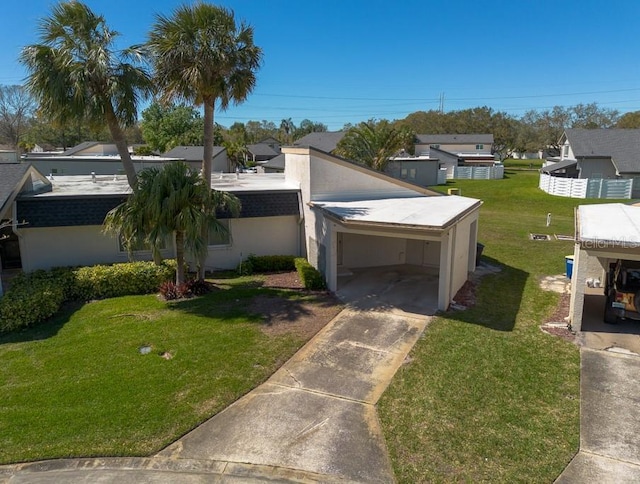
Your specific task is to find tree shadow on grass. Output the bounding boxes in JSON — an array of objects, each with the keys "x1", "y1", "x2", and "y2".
[
  {"x1": 442, "y1": 256, "x2": 528, "y2": 332},
  {"x1": 165, "y1": 280, "x2": 340, "y2": 327}
]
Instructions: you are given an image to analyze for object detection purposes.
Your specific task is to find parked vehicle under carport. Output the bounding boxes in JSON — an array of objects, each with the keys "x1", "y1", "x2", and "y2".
[{"x1": 604, "y1": 259, "x2": 640, "y2": 324}]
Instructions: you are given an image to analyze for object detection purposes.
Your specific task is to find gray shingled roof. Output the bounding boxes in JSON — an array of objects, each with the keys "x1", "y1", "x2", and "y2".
[
  {"x1": 565, "y1": 128, "x2": 640, "y2": 174},
  {"x1": 0, "y1": 163, "x2": 30, "y2": 217},
  {"x1": 63, "y1": 141, "x2": 100, "y2": 156},
  {"x1": 294, "y1": 131, "x2": 346, "y2": 153},
  {"x1": 247, "y1": 143, "x2": 279, "y2": 158},
  {"x1": 162, "y1": 146, "x2": 226, "y2": 161},
  {"x1": 416, "y1": 134, "x2": 494, "y2": 145},
  {"x1": 542, "y1": 158, "x2": 578, "y2": 173},
  {"x1": 17, "y1": 191, "x2": 300, "y2": 228},
  {"x1": 260, "y1": 153, "x2": 285, "y2": 170}
]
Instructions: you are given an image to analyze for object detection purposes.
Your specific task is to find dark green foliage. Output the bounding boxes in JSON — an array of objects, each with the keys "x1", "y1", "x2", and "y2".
[
  {"x1": 294, "y1": 258, "x2": 326, "y2": 290},
  {"x1": 0, "y1": 261, "x2": 176, "y2": 333},
  {"x1": 0, "y1": 271, "x2": 66, "y2": 333},
  {"x1": 72, "y1": 261, "x2": 176, "y2": 301},
  {"x1": 239, "y1": 254, "x2": 296, "y2": 275}
]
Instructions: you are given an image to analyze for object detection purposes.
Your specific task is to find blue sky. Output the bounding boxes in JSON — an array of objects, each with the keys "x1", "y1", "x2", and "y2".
[{"x1": 2, "y1": 0, "x2": 640, "y2": 130}]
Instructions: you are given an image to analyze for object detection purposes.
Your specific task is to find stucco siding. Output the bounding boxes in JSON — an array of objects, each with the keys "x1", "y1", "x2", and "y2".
[
  {"x1": 450, "y1": 215, "x2": 473, "y2": 296},
  {"x1": 385, "y1": 160, "x2": 439, "y2": 186},
  {"x1": 203, "y1": 215, "x2": 300, "y2": 271},
  {"x1": 18, "y1": 225, "x2": 172, "y2": 272}
]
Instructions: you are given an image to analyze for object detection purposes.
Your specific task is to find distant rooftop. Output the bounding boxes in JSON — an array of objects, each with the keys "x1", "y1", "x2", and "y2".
[
  {"x1": 416, "y1": 134, "x2": 494, "y2": 144},
  {"x1": 23, "y1": 172, "x2": 299, "y2": 198}
]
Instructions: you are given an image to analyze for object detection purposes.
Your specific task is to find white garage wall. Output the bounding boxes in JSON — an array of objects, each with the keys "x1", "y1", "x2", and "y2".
[
  {"x1": 341, "y1": 233, "x2": 406, "y2": 267},
  {"x1": 204, "y1": 215, "x2": 300, "y2": 271},
  {"x1": 450, "y1": 214, "x2": 475, "y2": 298},
  {"x1": 405, "y1": 239, "x2": 441, "y2": 267}
]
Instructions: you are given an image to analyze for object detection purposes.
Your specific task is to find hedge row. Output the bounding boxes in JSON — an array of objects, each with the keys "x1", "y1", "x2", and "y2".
[
  {"x1": 0, "y1": 260, "x2": 176, "y2": 334},
  {"x1": 238, "y1": 254, "x2": 296, "y2": 275}
]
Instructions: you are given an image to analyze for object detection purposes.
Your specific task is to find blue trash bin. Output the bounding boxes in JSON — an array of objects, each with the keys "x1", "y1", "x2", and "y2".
[{"x1": 565, "y1": 255, "x2": 574, "y2": 279}]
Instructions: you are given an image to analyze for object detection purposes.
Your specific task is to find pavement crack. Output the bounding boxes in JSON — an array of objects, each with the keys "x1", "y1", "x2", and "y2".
[
  {"x1": 293, "y1": 418, "x2": 330, "y2": 442},
  {"x1": 285, "y1": 368, "x2": 302, "y2": 387}
]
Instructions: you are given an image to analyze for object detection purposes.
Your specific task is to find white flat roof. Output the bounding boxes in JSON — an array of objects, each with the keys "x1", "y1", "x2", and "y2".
[
  {"x1": 310, "y1": 195, "x2": 481, "y2": 230},
  {"x1": 29, "y1": 172, "x2": 298, "y2": 197},
  {"x1": 578, "y1": 203, "x2": 640, "y2": 247}
]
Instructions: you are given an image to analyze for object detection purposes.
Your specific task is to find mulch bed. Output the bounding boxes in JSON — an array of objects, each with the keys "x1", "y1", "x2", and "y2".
[
  {"x1": 252, "y1": 272, "x2": 343, "y2": 338},
  {"x1": 541, "y1": 292, "x2": 576, "y2": 343}
]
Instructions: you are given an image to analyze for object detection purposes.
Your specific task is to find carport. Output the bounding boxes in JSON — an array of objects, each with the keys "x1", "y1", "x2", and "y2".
[
  {"x1": 570, "y1": 203, "x2": 640, "y2": 343},
  {"x1": 310, "y1": 195, "x2": 482, "y2": 312}
]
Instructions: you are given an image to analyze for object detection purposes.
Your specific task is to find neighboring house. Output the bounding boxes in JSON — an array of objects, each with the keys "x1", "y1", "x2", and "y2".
[
  {"x1": 540, "y1": 129, "x2": 640, "y2": 199},
  {"x1": 161, "y1": 145, "x2": 232, "y2": 173},
  {"x1": 415, "y1": 134, "x2": 496, "y2": 165},
  {"x1": 23, "y1": 142, "x2": 187, "y2": 176},
  {"x1": 568, "y1": 203, "x2": 640, "y2": 332},
  {"x1": 0, "y1": 164, "x2": 51, "y2": 271},
  {"x1": 1, "y1": 147, "x2": 482, "y2": 312},
  {"x1": 294, "y1": 131, "x2": 346, "y2": 153},
  {"x1": 385, "y1": 155, "x2": 441, "y2": 186},
  {"x1": 546, "y1": 128, "x2": 640, "y2": 180},
  {"x1": 258, "y1": 153, "x2": 285, "y2": 173},
  {"x1": 246, "y1": 143, "x2": 280, "y2": 163},
  {"x1": 0, "y1": 150, "x2": 17, "y2": 164}
]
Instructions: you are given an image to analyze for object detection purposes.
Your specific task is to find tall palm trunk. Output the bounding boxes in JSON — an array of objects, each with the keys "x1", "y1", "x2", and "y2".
[
  {"x1": 175, "y1": 230, "x2": 186, "y2": 285},
  {"x1": 105, "y1": 102, "x2": 138, "y2": 190},
  {"x1": 198, "y1": 96, "x2": 215, "y2": 280}
]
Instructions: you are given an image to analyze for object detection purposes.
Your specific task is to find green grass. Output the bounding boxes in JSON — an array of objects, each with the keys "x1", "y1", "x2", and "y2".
[
  {"x1": 502, "y1": 158, "x2": 544, "y2": 170},
  {"x1": 378, "y1": 170, "x2": 618, "y2": 482},
  {"x1": 0, "y1": 276, "x2": 325, "y2": 464}
]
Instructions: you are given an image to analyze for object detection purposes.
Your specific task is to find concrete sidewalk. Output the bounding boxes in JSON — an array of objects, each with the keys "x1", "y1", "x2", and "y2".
[
  {"x1": 1, "y1": 308, "x2": 430, "y2": 483},
  {"x1": 556, "y1": 348, "x2": 640, "y2": 483}
]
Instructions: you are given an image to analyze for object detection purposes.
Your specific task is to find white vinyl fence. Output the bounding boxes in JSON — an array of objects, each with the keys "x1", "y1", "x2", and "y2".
[
  {"x1": 539, "y1": 173, "x2": 634, "y2": 199},
  {"x1": 448, "y1": 165, "x2": 504, "y2": 180}
]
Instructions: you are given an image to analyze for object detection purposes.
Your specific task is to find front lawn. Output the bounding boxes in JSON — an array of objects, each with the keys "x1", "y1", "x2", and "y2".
[
  {"x1": 0, "y1": 275, "x2": 340, "y2": 464},
  {"x1": 379, "y1": 170, "x2": 612, "y2": 482}
]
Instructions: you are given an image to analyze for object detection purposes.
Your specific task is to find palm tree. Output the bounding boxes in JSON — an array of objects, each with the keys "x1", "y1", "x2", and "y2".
[
  {"x1": 146, "y1": 3, "x2": 263, "y2": 188},
  {"x1": 20, "y1": 1, "x2": 152, "y2": 189},
  {"x1": 104, "y1": 162, "x2": 240, "y2": 285},
  {"x1": 335, "y1": 120, "x2": 415, "y2": 171}
]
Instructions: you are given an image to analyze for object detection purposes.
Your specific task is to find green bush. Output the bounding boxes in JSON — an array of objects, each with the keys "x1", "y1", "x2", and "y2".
[
  {"x1": 294, "y1": 258, "x2": 326, "y2": 290},
  {"x1": 238, "y1": 254, "x2": 296, "y2": 275},
  {"x1": 0, "y1": 272, "x2": 66, "y2": 333},
  {"x1": 0, "y1": 260, "x2": 176, "y2": 333},
  {"x1": 72, "y1": 260, "x2": 176, "y2": 301}
]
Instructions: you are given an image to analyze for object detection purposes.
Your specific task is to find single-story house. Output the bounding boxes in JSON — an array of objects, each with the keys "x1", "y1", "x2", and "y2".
[
  {"x1": 0, "y1": 147, "x2": 482, "y2": 312},
  {"x1": 22, "y1": 142, "x2": 189, "y2": 176},
  {"x1": 162, "y1": 145, "x2": 232, "y2": 173},
  {"x1": 569, "y1": 203, "x2": 640, "y2": 332},
  {"x1": 246, "y1": 142, "x2": 280, "y2": 163}
]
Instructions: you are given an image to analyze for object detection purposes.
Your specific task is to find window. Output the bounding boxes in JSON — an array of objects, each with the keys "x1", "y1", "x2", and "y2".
[
  {"x1": 563, "y1": 145, "x2": 571, "y2": 159},
  {"x1": 208, "y1": 219, "x2": 231, "y2": 246},
  {"x1": 431, "y1": 144, "x2": 440, "y2": 149},
  {"x1": 476, "y1": 144, "x2": 484, "y2": 150},
  {"x1": 408, "y1": 168, "x2": 417, "y2": 180},
  {"x1": 400, "y1": 168, "x2": 408, "y2": 179}
]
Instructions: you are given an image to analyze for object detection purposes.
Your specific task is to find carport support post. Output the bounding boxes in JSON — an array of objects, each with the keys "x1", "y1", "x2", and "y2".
[
  {"x1": 569, "y1": 245, "x2": 588, "y2": 332},
  {"x1": 438, "y1": 229, "x2": 453, "y2": 311}
]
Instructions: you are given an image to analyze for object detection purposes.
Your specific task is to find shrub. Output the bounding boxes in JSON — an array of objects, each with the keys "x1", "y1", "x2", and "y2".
[
  {"x1": 238, "y1": 254, "x2": 296, "y2": 275},
  {"x1": 72, "y1": 260, "x2": 176, "y2": 301},
  {"x1": 158, "y1": 278, "x2": 209, "y2": 301},
  {"x1": 294, "y1": 258, "x2": 326, "y2": 290},
  {"x1": 0, "y1": 260, "x2": 176, "y2": 333},
  {"x1": 0, "y1": 271, "x2": 66, "y2": 333}
]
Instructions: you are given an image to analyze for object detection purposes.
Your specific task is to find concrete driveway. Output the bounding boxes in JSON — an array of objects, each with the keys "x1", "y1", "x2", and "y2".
[
  {"x1": 2, "y1": 300, "x2": 430, "y2": 483},
  {"x1": 556, "y1": 291, "x2": 640, "y2": 483}
]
